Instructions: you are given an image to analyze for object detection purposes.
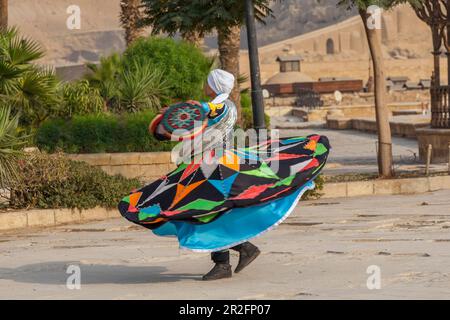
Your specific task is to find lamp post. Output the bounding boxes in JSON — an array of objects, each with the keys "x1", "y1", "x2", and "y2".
[{"x1": 244, "y1": 0, "x2": 266, "y2": 131}]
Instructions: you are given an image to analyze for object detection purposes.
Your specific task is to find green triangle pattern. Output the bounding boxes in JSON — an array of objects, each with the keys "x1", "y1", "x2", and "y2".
[
  {"x1": 271, "y1": 175, "x2": 295, "y2": 188},
  {"x1": 240, "y1": 162, "x2": 279, "y2": 179},
  {"x1": 168, "y1": 163, "x2": 188, "y2": 177},
  {"x1": 314, "y1": 143, "x2": 328, "y2": 156},
  {"x1": 177, "y1": 198, "x2": 225, "y2": 211},
  {"x1": 196, "y1": 212, "x2": 220, "y2": 223}
]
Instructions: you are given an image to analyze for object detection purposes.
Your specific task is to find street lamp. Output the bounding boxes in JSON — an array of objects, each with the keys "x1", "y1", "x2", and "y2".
[{"x1": 244, "y1": 0, "x2": 266, "y2": 131}]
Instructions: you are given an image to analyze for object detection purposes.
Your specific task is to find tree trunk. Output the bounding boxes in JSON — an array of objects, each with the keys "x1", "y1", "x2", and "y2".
[
  {"x1": 367, "y1": 56, "x2": 374, "y2": 92},
  {"x1": 182, "y1": 31, "x2": 204, "y2": 48},
  {"x1": 0, "y1": 0, "x2": 7, "y2": 30},
  {"x1": 218, "y1": 25, "x2": 241, "y2": 125},
  {"x1": 359, "y1": 9, "x2": 393, "y2": 178},
  {"x1": 120, "y1": 0, "x2": 144, "y2": 46}
]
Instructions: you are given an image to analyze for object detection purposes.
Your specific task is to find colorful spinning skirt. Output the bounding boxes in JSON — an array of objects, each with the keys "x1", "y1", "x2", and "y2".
[{"x1": 118, "y1": 134, "x2": 330, "y2": 252}]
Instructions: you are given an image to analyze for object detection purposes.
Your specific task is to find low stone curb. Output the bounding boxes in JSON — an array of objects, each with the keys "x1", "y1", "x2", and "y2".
[
  {"x1": 0, "y1": 207, "x2": 120, "y2": 232},
  {"x1": 321, "y1": 175, "x2": 450, "y2": 199},
  {"x1": 2, "y1": 175, "x2": 450, "y2": 232},
  {"x1": 327, "y1": 117, "x2": 429, "y2": 138}
]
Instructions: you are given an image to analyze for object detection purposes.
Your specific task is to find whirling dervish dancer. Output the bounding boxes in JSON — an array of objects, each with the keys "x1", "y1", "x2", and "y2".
[{"x1": 119, "y1": 69, "x2": 330, "y2": 280}]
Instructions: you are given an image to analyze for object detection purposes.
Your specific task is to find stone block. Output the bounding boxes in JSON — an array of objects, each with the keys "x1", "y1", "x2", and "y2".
[
  {"x1": 72, "y1": 153, "x2": 111, "y2": 166},
  {"x1": 107, "y1": 209, "x2": 121, "y2": 219},
  {"x1": 80, "y1": 207, "x2": 108, "y2": 221},
  {"x1": 54, "y1": 209, "x2": 81, "y2": 225},
  {"x1": 140, "y1": 164, "x2": 169, "y2": 178},
  {"x1": 327, "y1": 118, "x2": 352, "y2": 130},
  {"x1": 429, "y1": 175, "x2": 450, "y2": 191},
  {"x1": 346, "y1": 181, "x2": 374, "y2": 197},
  {"x1": 110, "y1": 153, "x2": 141, "y2": 166},
  {"x1": 139, "y1": 152, "x2": 172, "y2": 165},
  {"x1": 109, "y1": 165, "x2": 142, "y2": 179},
  {"x1": 399, "y1": 177, "x2": 429, "y2": 194},
  {"x1": 0, "y1": 211, "x2": 27, "y2": 231},
  {"x1": 27, "y1": 210, "x2": 55, "y2": 227},
  {"x1": 373, "y1": 179, "x2": 401, "y2": 195},
  {"x1": 322, "y1": 182, "x2": 346, "y2": 198}
]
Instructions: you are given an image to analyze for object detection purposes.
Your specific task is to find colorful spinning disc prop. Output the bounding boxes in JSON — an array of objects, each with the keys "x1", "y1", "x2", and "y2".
[{"x1": 149, "y1": 102, "x2": 208, "y2": 141}]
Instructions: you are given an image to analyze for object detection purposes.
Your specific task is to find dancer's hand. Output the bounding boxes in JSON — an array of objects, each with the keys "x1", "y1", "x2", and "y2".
[
  {"x1": 186, "y1": 100, "x2": 202, "y2": 106},
  {"x1": 158, "y1": 107, "x2": 168, "y2": 114}
]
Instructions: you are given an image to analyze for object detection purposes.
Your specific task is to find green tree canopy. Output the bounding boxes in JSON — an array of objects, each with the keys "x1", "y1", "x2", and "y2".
[{"x1": 140, "y1": 0, "x2": 273, "y2": 36}]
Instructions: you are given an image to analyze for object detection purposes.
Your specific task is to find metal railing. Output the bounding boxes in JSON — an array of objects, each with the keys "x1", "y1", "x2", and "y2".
[{"x1": 430, "y1": 84, "x2": 450, "y2": 128}]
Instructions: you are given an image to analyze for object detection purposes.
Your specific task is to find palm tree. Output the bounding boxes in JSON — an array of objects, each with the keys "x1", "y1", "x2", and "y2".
[
  {"x1": 140, "y1": 0, "x2": 272, "y2": 125},
  {"x1": 0, "y1": 0, "x2": 7, "y2": 30},
  {"x1": 338, "y1": 0, "x2": 395, "y2": 177},
  {"x1": 182, "y1": 30, "x2": 204, "y2": 48},
  {"x1": 0, "y1": 104, "x2": 28, "y2": 189},
  {"x1": 0, "y1": 27, "x2": 60, "y2": 128},
  {"x1": 140, "y1": 0, "x2": 207, "y2": 47},
  {"x1": 85, "y1": 53, "x2": 123, "y2": 107},
  {"x1": 120, "y1": 0, "x2": 145, "y2": 46}
]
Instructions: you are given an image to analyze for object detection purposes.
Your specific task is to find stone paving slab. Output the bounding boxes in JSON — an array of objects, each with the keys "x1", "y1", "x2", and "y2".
[{"x1": 1, "y1": 190, "x2": 449, "y2": 299}]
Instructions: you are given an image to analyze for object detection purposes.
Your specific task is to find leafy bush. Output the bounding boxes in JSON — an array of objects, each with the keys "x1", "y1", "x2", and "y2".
[
  {"x1": 86, "y1": 57, "x2": 169, "y2": 113},
  {"x1": 115, "y1": 62, "x2": 168, "y2": 112},
  {"x1": 36, "y1": 111, "x2": 174, "y2": 153},
  {"x1": 85, "y1": 53, "x2": 123, "y2": 104},
  {"x1": 303, "y1": 174, "x2": 324, "y2": 200},
  {"x1": 123, "y1": 37, "x2": 212, "y2": 100},
  {"x1": 8, "y1": 152, "x2": 140, "y2": 209},
  {"x1": 58, "y1": 80, "x2": 104, "y2": 118}
]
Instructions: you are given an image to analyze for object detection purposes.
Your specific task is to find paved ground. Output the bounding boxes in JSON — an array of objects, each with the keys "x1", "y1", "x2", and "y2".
[
  {"x1": 1, "y1": 190, "x2": 450, "y2": 299},
  {"x1": 280, "y1": 128, "x2": 418, "y2": 165},
  {"x1": 280, "y1": 128, "x2": 449, "y2": 175}
]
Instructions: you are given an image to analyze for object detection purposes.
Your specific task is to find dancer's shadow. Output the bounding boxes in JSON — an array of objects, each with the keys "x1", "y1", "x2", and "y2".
[{"x1": 0, "y1": 261, "x2": 202, "y2": 285}]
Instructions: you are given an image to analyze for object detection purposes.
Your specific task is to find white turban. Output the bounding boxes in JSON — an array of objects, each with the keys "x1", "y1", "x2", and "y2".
[{"x1": 207, "y1": 69, "x2": 235, "y2": 104}]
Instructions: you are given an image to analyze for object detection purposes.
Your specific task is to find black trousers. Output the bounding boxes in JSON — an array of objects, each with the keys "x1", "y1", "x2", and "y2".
[{"x1": 211, "y1": 242, "x2": 247, "y2": 264}]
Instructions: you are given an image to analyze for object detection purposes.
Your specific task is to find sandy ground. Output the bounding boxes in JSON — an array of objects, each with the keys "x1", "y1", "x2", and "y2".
[{"x1": 1, "y1": 190, "x2": 449, "y2": 300}]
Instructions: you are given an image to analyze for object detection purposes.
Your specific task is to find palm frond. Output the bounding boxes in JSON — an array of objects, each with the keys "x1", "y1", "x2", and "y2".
[
  {"x1": 7, "y1": 35, "x2": 44, "y2": 67},
  {"x1": 0, "y1": 104, "x2": 29, "y2": 188},
  {"x1": 117, "y1": 61, "x2": 168, "y2": 112}
]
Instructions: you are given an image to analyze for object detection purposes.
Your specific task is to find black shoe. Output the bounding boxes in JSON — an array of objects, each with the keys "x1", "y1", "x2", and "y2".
[
  {"x1": 234, "y1": 243, "x2": 261, "y2": 273},
  {"x1": 202, "y1": 263, "x2": 232, "y2": 281}
]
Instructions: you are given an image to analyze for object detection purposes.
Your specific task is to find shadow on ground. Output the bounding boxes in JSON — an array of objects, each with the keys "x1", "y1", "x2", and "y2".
[{"x1": 0, "y1": 261, "x2": 202, "y2": 285}]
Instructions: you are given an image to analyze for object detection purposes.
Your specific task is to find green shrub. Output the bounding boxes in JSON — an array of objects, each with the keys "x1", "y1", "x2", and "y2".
[
  {"x1": 58, "y1": 80, "x2": 104, "y2": 118},
  {"x1": 124, "y1": 37, "x2": 212, "y2": 100},
  {"x1": 9, "y1": 152, "x2": 140, "y2": 210},
  {"x1": 302, "y1": 174, "x2": 324, "y2": 200},
  {"x1": 114, "y1": 62, "x2": 168, "y2": 112},
  {"x1": 85, "y1": 53, "x2": 123, "y2": 103},
  {"x1": 36, "y1": 111, "x2": 174, "y2": 154}
]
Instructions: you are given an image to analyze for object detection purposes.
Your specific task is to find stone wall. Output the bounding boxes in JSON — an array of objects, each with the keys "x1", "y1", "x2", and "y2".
[
  {"x1": 264, "y1": 90, "x2": 430, "y2": 109},
  {"x1": 292, "y1": 101, "x2": 424, "y2": 122},
  {"x1": 68, "y1": 152, "x2": 176, "y2": 182},
  {"x1": 327, "y1": 117, "x2": 429, "y2": 138}
]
